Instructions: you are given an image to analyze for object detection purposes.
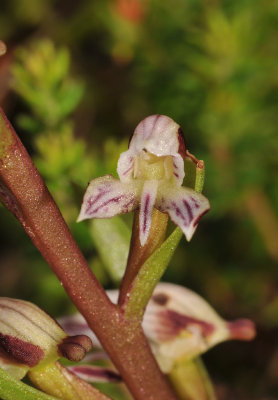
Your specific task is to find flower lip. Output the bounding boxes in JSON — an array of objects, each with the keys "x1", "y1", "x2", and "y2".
[{"x1": 177, "y1": 127, "x2": 186, "y2": 159}]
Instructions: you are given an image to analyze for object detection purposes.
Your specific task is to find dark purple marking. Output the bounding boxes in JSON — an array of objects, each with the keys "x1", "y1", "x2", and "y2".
[
  {"x1": 85, "y1": 188, "x2": 109, "y2": 214},
  {"x1": 193, "y1": 208, "x2": 210, "y2": 227},
  {"x1": 71, "y1": 365, "x2": 122, "y2": 383},
  {"x1": 160, "y1": 309, "x2": 215, "y2": 338},
  {"x1": 178, "y1": 127, "x2": 186, "y2": 159},
  {"x1": 174, "y1": 172, "x2": 179, "y2": 178},
  {"x1": 90, "y1": 195, "x2": 123, "y2": 215},
  {"x1": 0, "y1": 333, "x2": 44, "y2": 367},
  {"x1": 122, "y1": 197, "x2": 136, "y2": 212},
  {"x1": 183, "y1": 199, "x2": 193, "y2": 221},
  {"x1": 143, "y1": 194, "x2": 150, "y2": 233},
  {"x1": 190, "y1": 196, "x2": 200, "y2": 209},
  {"x1": 152, "y1": 293, "x2": 169, "y2": 306},
  {"x1": 171, "y1": 201, "x2": 188, "y2": 226},
  {"x1": 122, "y1": 162, "x2": 134, "y2": 176}
]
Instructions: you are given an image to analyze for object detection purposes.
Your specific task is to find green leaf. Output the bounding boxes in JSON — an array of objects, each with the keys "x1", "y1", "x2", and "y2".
[
  {"x1": 90, "y1": 216, "x2": 131, "y2": 282},
  {"x1": 124, "y1": 226, "x2": 183, "y2": 319},
  {"x1": 0, "y1": 368, "x2": 58, "y2": 400}
]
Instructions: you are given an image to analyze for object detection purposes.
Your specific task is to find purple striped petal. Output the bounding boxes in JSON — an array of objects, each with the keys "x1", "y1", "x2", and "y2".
[
  {"x1": 143, "y1": 283, "x2": 256, "y2": 372},
  {"x1": 117, "y1": 115, "x2": 186, "y2": 183},
  {"x1": 171, "y1": 154, "x2": 185, "y2": 186},
  {"x1": 68, "y1": 365, "x2": 122, "y2": 383},
  {"x1": 156, "y1": 184, "x2": 210, "y2": 241},
  {"x1": 117, "y1": 151, "x2": 135, "y2": 183},
  {"x1": 129, "y1": 115, "x2": 182, "y2": 157},
  {"x1": 139, "y1": 180, "x2": 158, "y2": 246},
  {"x1": 77, "y1": 175, "x2": 139, "y2": 222}
]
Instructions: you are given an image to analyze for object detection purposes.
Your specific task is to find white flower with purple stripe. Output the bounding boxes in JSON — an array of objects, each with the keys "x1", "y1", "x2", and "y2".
[
  {"x1": 59, "y1": 283, "x2": 256, "y2": 375},
  {"x1": 78, "y1": 115, "x2": 210, "y2": 246}
]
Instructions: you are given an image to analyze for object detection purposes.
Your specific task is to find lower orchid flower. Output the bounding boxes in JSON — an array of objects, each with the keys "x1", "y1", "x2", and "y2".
[
  {"x1": 78, "y1": 115, "x2": 210, "y2": 246},
  {"x1": 59, "y1": 283, "x2": 256, "y2": 377}
]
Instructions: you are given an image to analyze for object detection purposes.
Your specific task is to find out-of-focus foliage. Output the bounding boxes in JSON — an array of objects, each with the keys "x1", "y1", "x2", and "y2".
[{"x1": 1, "y1": 0, "x2": 278, "y2": 398}]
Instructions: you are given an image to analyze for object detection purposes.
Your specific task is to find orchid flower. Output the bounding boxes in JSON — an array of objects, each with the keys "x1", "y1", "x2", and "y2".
[
  {"x1": 59, "y1": 283, "x2": 255, "y2": 376},
  {"x1": 78, "y1": 115, "x2": 210, "y2": 245}
]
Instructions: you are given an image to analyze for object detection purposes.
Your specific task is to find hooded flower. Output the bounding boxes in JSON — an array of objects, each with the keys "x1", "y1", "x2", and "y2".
[
  {"x1": 0, "y1": 297, "x2": 92, "y2": 380},
  {"x1": 78, "y1": 115, "x2": 210, "y2": 245},
  {"x1": 59, "y1": 283, "x2": 256, "y2": 375}
]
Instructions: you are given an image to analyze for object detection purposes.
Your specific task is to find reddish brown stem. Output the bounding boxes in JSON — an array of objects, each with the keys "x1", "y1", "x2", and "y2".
[
  {"x1": 0, "y1": 109, "x2": 177, "y2": 400},
  {"x1": 118, "y1": 209, "x2": 168, "y2": 306}
]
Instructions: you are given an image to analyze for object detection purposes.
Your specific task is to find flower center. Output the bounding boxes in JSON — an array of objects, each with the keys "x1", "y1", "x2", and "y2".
[{"x1": 133, "y1": 151, "x2": 174, "y2": 180}]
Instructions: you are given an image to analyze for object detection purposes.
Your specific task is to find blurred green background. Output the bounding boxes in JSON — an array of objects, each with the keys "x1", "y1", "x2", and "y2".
[{"x1": 1, "y1": 0, "x2": 278, "y2": 398}]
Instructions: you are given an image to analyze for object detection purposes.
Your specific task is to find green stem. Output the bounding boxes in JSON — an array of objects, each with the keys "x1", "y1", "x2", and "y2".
[
  {"x1": 123, "y1": 157, "x2": 205, "y2": 320},
  {"x1": 0, "y1": 368, "x2": 58, "y2": 400},
  {"x1": 118, "y1": 209, "x2": 168, "y2": 306},
  {"x1": 123, "y1": 226, "x2": 183, "y2": 319},
  {"x1": 0, "y1": 109, "x2": 177, "y2": 400}
]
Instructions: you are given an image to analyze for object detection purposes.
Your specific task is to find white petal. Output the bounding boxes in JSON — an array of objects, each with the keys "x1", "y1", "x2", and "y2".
[
  {"x1": 143, "y1": 283, "x2": 227, "y2": 372},
  {"x1": 142, "y1": 283, "x2": 255, "y2": 372},
  {"x1": 156, "y1": 184, "x2": 210, "y2": 241},
  {"x1": 77, "y1": 175, "x2": 139, "y2": 221},
  {"x1": 171, "y1": 154, "x2": 185, "y2": 186},
  {"x1": 139, "y1": 180, "x2": 158, "y2": 246},
  {"x1": 117, "y1": 149, "x2": 135, "y2": 182},
  {"x1": 143, "y1": 283, "x2": 224, "y2": 344},
  {"x1": 129, "y1": 115, "x2": 181, "y2": 157}
]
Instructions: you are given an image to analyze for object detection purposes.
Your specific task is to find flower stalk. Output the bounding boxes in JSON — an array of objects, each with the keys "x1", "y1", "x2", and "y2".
[{"x1": 118, "y1": 208, "x2": 168, "y2": 306}]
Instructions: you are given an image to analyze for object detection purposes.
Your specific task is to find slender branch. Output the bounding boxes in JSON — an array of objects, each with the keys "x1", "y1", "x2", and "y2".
[
  {"x1": 123, "y1": 159, "x2": 206, "y2": 320},
  {"x1": 0, "y1": 109, "x2": 177, "y2": 400},
  {"x1": 118, "y1": 209, "x2": 168, "y2": 306},
  {"x1": 123, "y1": 226, "x2": 183, "y2": 320}
]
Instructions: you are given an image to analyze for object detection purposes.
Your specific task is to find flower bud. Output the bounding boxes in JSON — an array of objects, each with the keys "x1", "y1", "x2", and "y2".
[{"x1": 0, "y1": 297, "x2": 92, "y2": 379}]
